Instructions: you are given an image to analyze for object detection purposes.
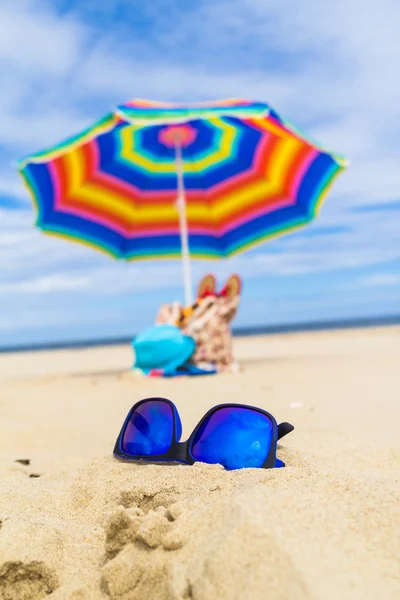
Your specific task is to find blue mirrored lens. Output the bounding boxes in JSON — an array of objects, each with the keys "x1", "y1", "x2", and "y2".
[
  {"x1": 191, "y1": 407, "x2": 273, "y2": 470},
  {"x1": 121, "y1": 400, "x2": 173, "y2": 456}
]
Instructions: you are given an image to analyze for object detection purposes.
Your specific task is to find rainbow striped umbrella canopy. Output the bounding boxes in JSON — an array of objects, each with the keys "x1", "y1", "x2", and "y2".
[{"x1": 18, "y1": 98, "x2": 347, "y2": 302}]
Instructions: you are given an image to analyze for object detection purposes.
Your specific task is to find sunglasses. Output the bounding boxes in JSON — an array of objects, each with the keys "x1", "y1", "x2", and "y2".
[{"x1": 114, "y1": 398, "x2": 294, "y2": 471}]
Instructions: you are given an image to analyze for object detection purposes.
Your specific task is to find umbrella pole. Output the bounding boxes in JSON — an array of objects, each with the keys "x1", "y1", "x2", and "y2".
[{"x1": 175, "y1": 142, "x2": 193, "y2": 306}]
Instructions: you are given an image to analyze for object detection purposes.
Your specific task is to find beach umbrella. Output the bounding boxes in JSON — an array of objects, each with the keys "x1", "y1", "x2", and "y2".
[{"x1": 18, "y1": 99, "x2": 347, "y2": 305}]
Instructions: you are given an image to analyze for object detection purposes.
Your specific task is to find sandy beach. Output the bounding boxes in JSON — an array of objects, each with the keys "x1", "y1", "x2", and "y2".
[{"x1": 0, "y1": 326, "x2": 399, "y2": 600}]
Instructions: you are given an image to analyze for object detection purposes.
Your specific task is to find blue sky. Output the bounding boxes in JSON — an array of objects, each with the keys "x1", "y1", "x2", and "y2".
[{"x1": 1, "y1": 0, "x2": 400, "y2": 347}]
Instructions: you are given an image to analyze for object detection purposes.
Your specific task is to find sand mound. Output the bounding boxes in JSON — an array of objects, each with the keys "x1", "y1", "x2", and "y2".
[
  {"x1": 101, "y1": 493, "x2": 307, "y2": 600},
  {"x1": 0, "y1": 453, "x2": 399, "y2": 600}
]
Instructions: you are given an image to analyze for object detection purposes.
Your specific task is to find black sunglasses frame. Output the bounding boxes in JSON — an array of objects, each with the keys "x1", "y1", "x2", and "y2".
[{"x1": 114, "y1": 397, "x2": 294, "y2": 470}]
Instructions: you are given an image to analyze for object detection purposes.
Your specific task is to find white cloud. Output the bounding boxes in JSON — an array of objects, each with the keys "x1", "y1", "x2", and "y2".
[
  {"x1": 0, "y1": 274, "x2": 89, "y2": 295},
  {"x1": 0, "y1": 109, "x2": 96, "y2": 150},
  {"x1": 357, "y1": 274, "x2": 400, "y2": 288},
  {"x1": 0, "y1": 0, "x2": 92, "y2": 151},
  {"x1": 0, "y1": 0, "x2": 85, "y2": 75},
  {"x1": 0, "y1": 173, "x2": 27, "y2": 200}
]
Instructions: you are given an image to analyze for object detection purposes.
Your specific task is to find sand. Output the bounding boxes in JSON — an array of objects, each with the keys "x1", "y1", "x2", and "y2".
[{"x1": 0, "y1": 327, "x2": 399, "y2": 600}]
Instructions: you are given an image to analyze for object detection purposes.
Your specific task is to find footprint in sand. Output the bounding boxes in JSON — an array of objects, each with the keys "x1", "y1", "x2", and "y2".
[
  {"x1": 0, "y1": 519, "x2": 61, "y2": 600},
  {"x1": 0, "y1": 561, "x2": 59, "y2": 600},
  {"x1": 101, "y1": 502, "x2": 188, "y2": 598},
  {"x1": 104, "y1": 502, "x2": 187, "y2": 561},
  {"x1": 100, "y1": 490, "x2": 310, "y2": 600}
]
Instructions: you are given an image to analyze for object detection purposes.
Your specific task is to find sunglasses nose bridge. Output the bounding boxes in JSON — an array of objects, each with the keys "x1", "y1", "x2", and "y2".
[{"x1": 174, "y1": 441, "x2": 190, "y2": 464}]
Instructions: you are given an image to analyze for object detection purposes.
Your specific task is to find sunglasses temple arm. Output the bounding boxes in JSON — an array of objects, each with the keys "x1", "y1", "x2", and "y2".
[{"x1": 277, "y1": 422, "x2": 294, "y2": 441}]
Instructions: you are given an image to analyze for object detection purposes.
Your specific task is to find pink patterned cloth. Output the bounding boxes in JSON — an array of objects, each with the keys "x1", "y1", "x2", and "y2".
[{"x1": 155, "y1": 295, "x2": 240, "y2": 372}]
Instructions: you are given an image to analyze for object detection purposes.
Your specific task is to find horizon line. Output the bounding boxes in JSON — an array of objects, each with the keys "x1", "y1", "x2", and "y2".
[{"x1": 1, "y1": 314, "x2": 399, "y2": 355}]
